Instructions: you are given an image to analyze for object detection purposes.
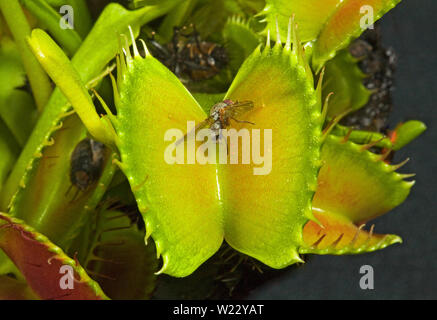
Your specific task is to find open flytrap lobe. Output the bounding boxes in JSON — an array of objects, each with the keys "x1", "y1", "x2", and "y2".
[{"x1": 107, "y1": 17, "x2": 322, "y2": 277}]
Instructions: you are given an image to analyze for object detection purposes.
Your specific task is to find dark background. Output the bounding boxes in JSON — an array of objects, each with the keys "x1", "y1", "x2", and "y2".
[{"x1": 249, "y1": 0, "x2": 437, "y2": 300}]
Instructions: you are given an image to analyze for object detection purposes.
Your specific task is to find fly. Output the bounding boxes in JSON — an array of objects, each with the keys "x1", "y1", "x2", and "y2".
[
  {"x1": 68, "y1": 138, "x2": 106, "y2": 198},
  {"x1": 177, "y1": 99, "x2": 255, "y2": 145}
]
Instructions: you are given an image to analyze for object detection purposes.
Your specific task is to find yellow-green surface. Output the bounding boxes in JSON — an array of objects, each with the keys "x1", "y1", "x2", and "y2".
[
  {"x1": 115, "y1": 54, "x2": 223, "y2": 277},
  {"x1": 114, "y1": 30, "x2": 322, "y2": 276},
  {"x1": 313, "y1": 135, "x2": 413, "y2": 223},
  {"x1": 221, "y1": 44, "x2": 321, "y2": 268}
]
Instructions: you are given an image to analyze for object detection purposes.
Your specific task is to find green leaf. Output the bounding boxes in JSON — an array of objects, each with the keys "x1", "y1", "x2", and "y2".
[
  {"x1": 0, "y1": 275, "x2": 38, "y2": 300},
  {"x1": 41, "y1": 0, "x2": 92, "y2": 38},
  {"x1": 300, "y1": 209, "x2": 402, "y2": 255},
  {"x1": 114, "y1": 46, "x2": 223, "y2": 278},
  {"x1": 63, "y1": 0, "x2": 93, "y2": 39},
  {"x1": 391, "y1": 120, "x2": 427, "y2": 151},
  {"x1": 261, "y1": 0, "x2": 402, "y2": 70},
  {"x1": 113, "y1": 21, "x2": 321, "y2": 275},
  {"x1": 236, "y1": 0, "x2": 265, "y2": 14},
  {"x1": 189, "y1": 0, "x2": 227, "y2": 39},
  {"x1": 261, "y1": 0, "x2": 342, "y2": 42},
  {"x1": 8, "y1": 115, "x2": 117, "y2": 249},
  {"x1": 312, "y1": 0, "x2": 402, "y2": 70},
  {"x1": 0, "y1": 118, "x2": 19, "y2": 193},
  {"x1": 128, "y1": 0, "x2": 163, "y2": 9},
  {"x1": 0, "y1": 1, "x2": 180, "y2": 210},
  {"x1": 21, "y1": 0, "x2": 83, "y2": 56},
  {"x1": 330, "y1": 124, "x2": 393, "y2": 149},
  {"x1": 313, "y1": 135, "x2": 414, "y2": 223},
  {"x1": 27, "y1": 28, "x2": 114, "y2": 145},
  {"x1": 0, "y1": 38, "x2": 25, "y2": 91},
  {"x1": 323, "y1": 50, "x2": 371, "y2": 118},
  {"x1": 0, "y1": 37, "x2": 37, "y2": 146},
  {"x1": 300, "y1": 134, "x2": 413, "y2": 255},
  {"x1": 187, "y1": 0, "x2": 262, "y2": 40},
  {"x1": 0, "y1": 90, "x2": 37, "y2": 146},
  {"x1": 330, "y1": 121, "x2": 427, "y2": 151},
  {"x1": 0, "y1": 0, "x2": 52, "y2": 111},
  {"x1": 80, "y1": 209, "x2": 158, "y2": 300},
  {"x1": 158, "y1": 0, "x2": 199, "y2": 42},
  {"x1": 221, "y1": 35, "x2": 321, "y2": 269},
  {"x1": 223, "y1": 16, "x2": 260, "y2": 74},
  {"x1": 0, "y1": 212, "x2": 108, "y2": 299}
]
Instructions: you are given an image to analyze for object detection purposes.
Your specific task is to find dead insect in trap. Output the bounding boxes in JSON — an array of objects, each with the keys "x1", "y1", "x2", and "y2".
[
  {"x1": 148, "y1": 25, "x2": 228, "y2": 82},
  {"x1": 69, "y1": 138, "x2": 106, "y2": 195}
]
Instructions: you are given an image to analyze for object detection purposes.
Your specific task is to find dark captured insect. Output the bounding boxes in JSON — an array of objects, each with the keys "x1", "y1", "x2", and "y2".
[
  {"x1": 148, "y1": 25, "x2": 228, "y2": 82},
  {"x1": 178, "y1": 99, "x2": 255, "y2": 144},
  {"x1": 343, "y1": 24, "x2": 396, "y2": 132},
  {"x1": 70, "y1": 138, "x2": 106, "y2": 192}
]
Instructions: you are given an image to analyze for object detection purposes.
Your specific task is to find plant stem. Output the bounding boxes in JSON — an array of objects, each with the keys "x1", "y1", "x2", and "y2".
[
  {"x1": 0, "y1": 0, "x2": 52, "y2": 112},
  {"x1": 28, "y1": 29, "x2": 114, "y2": 146},
  {"x1": 65, "y1": 0, "x2": 93, "y2": 39},
  {"x1": 20, "y1": 0, "x2": 82, "y2": 57}
]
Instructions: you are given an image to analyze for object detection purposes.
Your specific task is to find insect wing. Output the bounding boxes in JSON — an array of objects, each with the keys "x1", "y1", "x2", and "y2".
[
  {"x1": 175, "y1": 116, "x2": 215, "y2": 146},
  {"x1": 224, "y1": 101, "x2": 254, "y2": 119}
]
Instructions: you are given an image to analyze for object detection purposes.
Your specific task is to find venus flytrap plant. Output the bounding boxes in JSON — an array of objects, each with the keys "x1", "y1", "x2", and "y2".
[
  {"x1": 158, "y1": 0, "x2": 200, "y2": 43},
  {"x1": 62, "y1": 0, "x2": 93, "y2": 39},
  {"x1": 322, "y1": 50, "x2": 372, "y2": 118},
  {"x1": 311, "y1": 134, "x2": 414, "y2": 226},
  {"x1": 27, "y1": 29, "x2": 115, "y2": 146},
  {"x1": 73, "y1": 208, "x2": 158, "y2": 299},
  {"x1": 0, "y1": 1, "x2": 180, "y2": 211},
  {"x1": 104, "y1": 20, "x2": 323, "y2": 277},
  {"x1": 219, "y1": 22, "x2": 323, "y2": 269},
  {"x1": 301, "y1": 210, "x2": 402, "y2": 255},
  {"x1": 20, "y1": 0, "x2": 83, "y2": 57},
  {"x1": 0, "y1": 37, "x2": 37, "y2": 147},
  {"x1": 299, "y1": 133, "x2": 416, "y2": 255},
  {"x1": 0, "y1": 0, "x2": 52, "y2": 111},
  {"x1": 20, "y1": 13, "x2": 422, "y2": 281},
  {"x1": 331, "y1": 120, "x2": 427, "y2": 151},
  {"x1": 0, "y1": 114, "x2": 119, "y2": 279},
  {"x1": 0, "y1": 0, "x2": 427, "y2": 299},
  {"x1": 311, "y1": 0, "x2": 402, "y2": 70},
  {"x1": 260, "y1": 0, "x2": 402, "y2": 70},
  {"x1": 0, "y1": 213, "x2": 108, "y2": 299},
  {"x1": 387, "y1": 120, "x2": 428, "y2": 151},
  {"x1": 0, "y1": 119, "x2": 19, "y2": 193},
  {"x1": 0, "y1": 275, "x2": 38, "y2": 300},
  {"x1": 331, "y1": 124, "x2": 394, "y2": 150},
  {"x1": 42, "y1": 0, "x2": 93, "y2": 37},
  {"x1": 0, "y1": 1, "x2": 182, "y2": 282},
  {"x1": 222, "y1": 16, "x2": 261, "y2": 74},
  {"x1": 7, "y1": 114, "x2": 118, "y2": 249},
  {"x1": 112, "y1": 30, "x2": 225, "y2": 277}
]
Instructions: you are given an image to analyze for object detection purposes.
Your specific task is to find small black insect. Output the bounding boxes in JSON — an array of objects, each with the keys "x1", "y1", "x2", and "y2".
[
  {"x1": 70, "y1": 138, "x2": 106, "y2": 192},
  {"x1": 148, "y1": 26, "x2": 228, "y2": 82}
]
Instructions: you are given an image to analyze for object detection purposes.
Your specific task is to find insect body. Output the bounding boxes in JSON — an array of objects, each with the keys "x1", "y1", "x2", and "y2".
[
  {"x1": 148, "y1": 26, "x2": 228, "y2": 82},
  {"x1": 179, "y1": 100, "x2": 255, "y2": 144},
  {"x1": 208, "y1": 100, "x2": 255, "y2": 138},
  {"x1": 70, "y1": 138, "x2": 106, "y2": 191},
  {"x1": 180, "y1": 41, "x2": 228, "y2": 81}
]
